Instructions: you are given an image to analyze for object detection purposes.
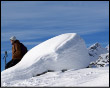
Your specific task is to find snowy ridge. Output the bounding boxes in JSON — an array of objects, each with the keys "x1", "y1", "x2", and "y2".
[{"x1": 1, "y1": 33, "x2": 90, "y2": 85}]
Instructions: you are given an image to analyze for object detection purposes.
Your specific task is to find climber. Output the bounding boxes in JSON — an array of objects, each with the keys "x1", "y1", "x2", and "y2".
[{"x1": 5, "y1": 36, "x2": 28, "y2": 69}]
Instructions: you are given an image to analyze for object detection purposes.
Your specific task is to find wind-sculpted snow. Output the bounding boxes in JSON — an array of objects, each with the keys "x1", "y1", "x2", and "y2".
[{"x1": 1, "y1": 33, "x2": 90, "y2": 85}]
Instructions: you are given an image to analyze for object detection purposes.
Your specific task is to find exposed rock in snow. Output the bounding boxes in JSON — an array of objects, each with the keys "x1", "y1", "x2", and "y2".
[
  {"x1": 89, "y1": 53, "x2": 109, "y2": 68},
  {"x1": 88, "y1": 43, "x2": 109, "y2": 68},
  {"x1": 96, "y1": 53, "x2": 109, "y2": 67},
  {"x1": 105, "y1": 44, "x2": 109, "y2": 51},
  {"x1": 1, "y1": 33, "x2": 90, "y2": 85},
  {"x1": 88, "y1": 43, "x2": 108, "y2": 62}
]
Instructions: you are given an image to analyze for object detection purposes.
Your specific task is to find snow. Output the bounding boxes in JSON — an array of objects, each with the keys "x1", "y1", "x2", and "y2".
[
  {"x1": 1, "y1": 33, "x2": 90, "y2": 85},
  {"x1": 2, "y1": 66, "x2": 109, "y2": 87},
  {"x1": 96, "y1": 53, "x2": 109, "y2": 66},
  {"x1": 106, "y1": 44, "x2": 109, "y2": 51},
  {"x1": 88, "y1": 43, "x2": 108, "y2": 62},
  {"x1": 1, "y1": 33, "x2": 109, "y2": 87}
]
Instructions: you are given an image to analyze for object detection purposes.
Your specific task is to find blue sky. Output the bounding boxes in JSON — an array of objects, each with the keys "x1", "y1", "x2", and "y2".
[{"x1": 1, "y1": 1, "x2": 109, "y2": 71}]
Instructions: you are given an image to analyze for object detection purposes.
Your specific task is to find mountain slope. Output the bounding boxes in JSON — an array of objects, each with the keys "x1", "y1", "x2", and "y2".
[
  {"x1": 105, "y1": 44, "x2": 109, "y2": 51},
  {"x1": 88, "y1": 43, "x2": 108, "y2": 62}
]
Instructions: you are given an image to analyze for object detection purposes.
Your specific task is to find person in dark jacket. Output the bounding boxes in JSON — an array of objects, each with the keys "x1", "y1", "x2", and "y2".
[{"x1": 5, "y1": 36, "x2": 23, "y2": 69}]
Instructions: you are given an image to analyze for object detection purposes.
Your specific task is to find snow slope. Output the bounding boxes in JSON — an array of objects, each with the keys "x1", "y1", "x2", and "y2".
[
  {"x1": 1, "y1": 33, "x2": 90, "y2": 85},
  {"x1": 2, "y1": 66, "x2": 109, "y2": 87}
]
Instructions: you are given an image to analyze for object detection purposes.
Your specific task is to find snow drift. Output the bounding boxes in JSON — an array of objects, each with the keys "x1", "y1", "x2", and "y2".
[{"x1": 1, "y1": 33, "x2": 90, "y2": 84}]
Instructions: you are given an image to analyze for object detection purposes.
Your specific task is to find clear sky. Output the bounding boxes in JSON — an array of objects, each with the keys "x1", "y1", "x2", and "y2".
[{"x1": 1, "y1": 1, "x2": 109, "y2": 71}]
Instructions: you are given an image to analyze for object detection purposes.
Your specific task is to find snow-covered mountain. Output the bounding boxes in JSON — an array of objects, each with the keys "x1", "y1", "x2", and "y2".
[
  {"x1": 88, "y1": 43, "x2": 108, "y2": 62},
  {"x1": 96, "y1": 53, "x2": 109, "y2": 67},
  {"x1": 105, "y1": 44, "x2": 109, "y2": 51},
  {"x1": 1, "y1": 33, "x2": 90, "y2": 86},
  {"x1": 1, "y1": 33, "x2": 109, "y2": 87},
  {"x1": 89, "y1": 53, "x2": 109, "y2": 67},
  {"x1": 88, "y1": 43, "x2": 109, "y2": 68}
]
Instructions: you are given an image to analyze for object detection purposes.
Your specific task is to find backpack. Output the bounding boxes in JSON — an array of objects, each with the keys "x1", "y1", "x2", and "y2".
[{"x1": 20, "y1": 43, "x2": 28, "y2": 57}]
